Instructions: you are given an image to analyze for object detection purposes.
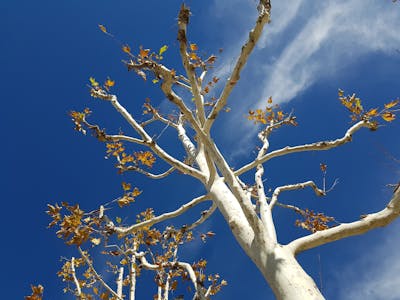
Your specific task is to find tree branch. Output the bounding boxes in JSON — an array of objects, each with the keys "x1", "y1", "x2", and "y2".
[
  {"x1": 78, "y1": 247, "x2": 122, "y2": 300},
  {"x1": 112, "y1": 195, "x2": 210, "y2": 236},
  {"x1": 123, "y1": 166, "x2": 175, "y2": 179},
  {"x1": 117, "y1": 266, "x2": 124, "y2": 299},
  {"x1": 204, "y1": 1, "x2": 271, "y2": 132},
  {"x1": 287, "y1": 187, "x2": 400, "y2": 255},
  {"x1": 91, "y1": 90, "x2": 205, "y2": 180},
  {"x1": 70, "y1": 257, "x2": 82, "y2": 297},
  {"x1": 270, "y1": 181, "x2": 325, "y2": 209},
  {"x1": 235, "y1": 120, "x2": 371, "y2": 176},
  {"x1": 186, "y1": 202, "x2": 217, "y2": 231},
  {"x1": 177, "y1": 4, "x2": 206, "y2": 125}
]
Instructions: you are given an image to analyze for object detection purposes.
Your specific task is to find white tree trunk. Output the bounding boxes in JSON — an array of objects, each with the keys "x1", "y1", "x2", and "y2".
[{"x1": 209, "y1": 179, "x2": 325, "y2": 300}]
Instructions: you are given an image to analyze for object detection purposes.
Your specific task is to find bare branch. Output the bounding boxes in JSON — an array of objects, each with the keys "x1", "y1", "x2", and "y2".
[
  {"x1": 78, "y1": 247, "x2": 122, "y2": 300},
  {"x1": 204, "y1": 1, "x2": 271, "y2": 132},
  {"x1": 255, "y1": 129, "x2": 277, "y2": 242},
  {"x1": 129, "y1": 256, "x2": 137, "y2": 300},
  {"x1": 123, "y1": 166, "x2": 175, "y2": 179},
  {"x1": 177, "y1": 4, "x2": 206, "y2": 125},
  {"x1": 177, "y1": 114, "x2": 198, "y2": 164},
  {"x1": 91, "y1": 91, "x2": 205, "y2": 180},
  {"x1": 186, "y1": 202, "x2": 217, "y2": 231},
  {"x1": 109, "y1": 134, "x2": 148, "y2": 146},
  {"x1": 270, "y1": 181, "x2": 325, "y2": 209},
  {"x1": 70, "y1": 257, "x2": 82, "y2": 297},
  {"x1": 117, "y1": 267, "x2": 124, "y2": 299},
  {"x1": 236, "y1": 120, "x2": 371, "y2": 176},
  {"x1": 288, "y1": 187, "x2": 400, "y2": 255},
  {"x1": 112, "y1": 195, "x2": 210, "y2": 236}
]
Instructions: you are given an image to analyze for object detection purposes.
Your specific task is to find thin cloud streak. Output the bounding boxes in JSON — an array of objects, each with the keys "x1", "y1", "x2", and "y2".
[
  {"x1": 335, "y1": 223, "x2": 400, "y2": 300},
  {"x1": 210, "y1": 0, "x2": 400, "y2": 156}
]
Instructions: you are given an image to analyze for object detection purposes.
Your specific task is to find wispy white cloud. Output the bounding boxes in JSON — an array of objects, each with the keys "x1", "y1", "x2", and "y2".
[
  {"x1": 209, "y1": 0, "x2": 400, "y2": 155},
  {"x1": 335, "y1": 222, "x2": 400, "y2": 300}
]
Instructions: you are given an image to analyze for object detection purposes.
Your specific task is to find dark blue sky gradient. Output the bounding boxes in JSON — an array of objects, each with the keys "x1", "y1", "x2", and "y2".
[{"x1": 2, "y1": 1, "x2": 400, "y2": 299}]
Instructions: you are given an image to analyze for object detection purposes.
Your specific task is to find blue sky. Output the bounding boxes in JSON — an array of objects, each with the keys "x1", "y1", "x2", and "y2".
[{"x1": 2, "y1": 0, "x2": 400, "y2": 299}]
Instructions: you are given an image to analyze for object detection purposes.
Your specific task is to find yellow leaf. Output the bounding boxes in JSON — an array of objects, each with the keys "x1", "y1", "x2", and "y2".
[
  {"x1": 98, "y1": 24, "x2": 107, "y2": 34},
  {"x1": 338, "y1": 89, "x2": 344, "y2": 97},
  {"x1": 132, "y1": 187, "x2": 142, "y2": 197},
  {"x1": 91, "y1": 238, "x2": 101, "y2": 245},
  {"x1": 140, "y1": 48, "x2": 150, "y2": 58},
  {"x1": 152, "y1": 79, "x2": 159, "y2": 84},
  {"x1": 189, "y1": 52, "x2": 198, "y2": 60},
  {"x1": 366, "y1": 108, "x2": 378, "y2": 117},
  {"x1": 277, "y1": 111, "x2": 284, "y2": 120},
  {"x1": 159, "y1": 45, "x2": 168, "y2": 56},
  {"x1": 93, "y1": 287, "x2": 99, "y2": 295},
  {"x1": 190, "y1": 43, "x2": 198, "y2": 51},
  {"x1": 122, "y1": 45, "x2": 131, "y2": 54},
  {"x1": 382, "y1": 112, "x2": 396, "y2": 122},
  {"x1": 384, "y1": 99, "x2": 399, "y2": 109},
  {"x1": 104, "y1": 78, "x2": 115, "y2": 88},
  {"x1": 122, "y1": 182, "x2": 131, "y2": 191},
  {"x1": 89, "y1": 77, "x2": 99, "y2": 87},
  {"x1": 116, "y1": 217, "x2": 122, "y2": 224},
  {"x1": 267, "y1": 96, "x2": 273, "y2": 104}
]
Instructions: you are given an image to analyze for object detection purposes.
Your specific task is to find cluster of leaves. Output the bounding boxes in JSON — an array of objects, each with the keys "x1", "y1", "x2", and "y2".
[
  {"x1": 47, "y1": 202, "x2": 100, "y2": 246},
  {"x1": 25, "y1": 284, "x2": 44, "y2": 300},
  {"x1": 187, "y1": 42, "x2": 217, "y2": 69},
  {"x1": 338, "y1": 89, "x2": 399, "y2": 125},
  {"x1": 248, "y1": 97, "x2": 297, "y2": 127},
  {"x1": 295, "y1": 209, "x2": 336, "y2": 233},
  {"x1": 191, "y1": 260, "x2": 228, "y2": 296},
  {"x1": 48, "y1": 197, "x2": 225, "y2": 299},
  {"x1": 119, "y1": 182, "x2": 142, "y2": 208}
]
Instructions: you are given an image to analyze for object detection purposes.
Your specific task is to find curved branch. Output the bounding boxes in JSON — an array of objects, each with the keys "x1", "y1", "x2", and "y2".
[
  {"x1": 204, "y1": 1, "x2": 271, "y2": 132},
  {"x1": 235, "y1": 120, "x2": 371, "y2": 176},
  {"x1": 92, "y1": 90, "x2": 205, "y2": 180},
  {"x1": 112, "y1": 195, "x2": 210, "y2": 236},
  {"x1": 287, "y1": 187, "x2": 400, "y2": 255},
  {"x1": 270, "y1": 181, "x2": 325, "y2": 209},
  {"x1": 186, "y1": 202, "x2": 217, "y2": 231},
  {"x1": 124, "y1": 166, "x2": 175, "y2": 179}
]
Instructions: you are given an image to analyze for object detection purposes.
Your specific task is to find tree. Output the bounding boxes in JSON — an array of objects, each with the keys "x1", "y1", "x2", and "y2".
[{"x1": 30, "y1": 1, "x2": 400, "y2": 299}]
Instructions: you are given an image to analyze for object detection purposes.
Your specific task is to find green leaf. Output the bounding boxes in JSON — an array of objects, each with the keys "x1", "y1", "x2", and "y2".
[{"x1": 159, "y1": 45, "x2": 168, "y2": 56}]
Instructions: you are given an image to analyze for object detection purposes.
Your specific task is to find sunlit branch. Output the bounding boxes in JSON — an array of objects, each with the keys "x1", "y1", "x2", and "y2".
[
  {"x1": 135, "y1": 252, "x2": 206, "y2": 300},
  {"x1": 235, "y1": 120, "x2": 371, "y2": 176},
  {"x1": 204, "y1": 0, "x2": 271, "y2": 132},
  {"x1": 91, "y1": 90, "x2": 204, "y2": 180},
  {"x1": 109, "y1": 135, "x2": 148, "y2": 146},
  {"x1": 208, "y1": 143, "x2": 265, "y2": 237},
  {"x1": 255, "y1": 130, "x2": 277, "y2": 242},
  {"x1": 123, "y1": 166, "x2": 175, "y2": 179},
  {"x1": 186, "y1": 202, "x2": 217, "y2": 231},
  {"x1": 270, "y1": 181, "x2": 325, "y2": 210},
  {"x1": 70, "y1": 257, "x2": 82, "y2": 297},
  {"x1": 117, "y1": 267, "x2": 124, "y2": 299},
  {"x1": 177, "y1": 5, "x2": 206, "y2": 125},
  {"x1": 112, "y1": 195, "x2": 210, "y2": 236},
  {"x1": 177, "y1": 114, "x2": 197, "y2": 164},
  {"x1": 288, "y1": 187, "x2": 400, "y2": 255},
  {"x1": 163, "y1": 273, "x2": 170, "y2": 300},
  {"x1": 78, "y1": 247, "x2": 122, "y2": 300},
  {"x1": 129, "y1": 254, "x2": 136, "y2": 300},
  {"x1": 209, "y1": 144, "x2": 266, "y2": 238},
  {"x1": 175, "y1": 80, "x2": 192, "y2": 91}
]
